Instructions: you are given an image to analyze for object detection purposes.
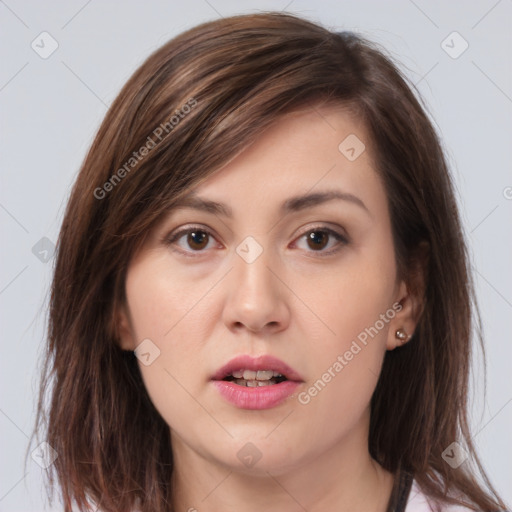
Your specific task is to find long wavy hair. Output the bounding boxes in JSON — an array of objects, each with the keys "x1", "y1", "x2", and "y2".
[{"x1": 29, "y1": 11, "x2": 508, "y2": 512}]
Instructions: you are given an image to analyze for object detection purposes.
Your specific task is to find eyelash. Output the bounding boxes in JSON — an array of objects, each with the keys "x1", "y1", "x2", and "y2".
[{"x1": 162, "y1": 224, "x2": 349, "y2": 259}]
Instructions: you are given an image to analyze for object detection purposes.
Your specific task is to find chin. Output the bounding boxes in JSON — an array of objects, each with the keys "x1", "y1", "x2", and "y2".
[{"x1": 209, "y1": 434, "x2": 307, "y2": 476}]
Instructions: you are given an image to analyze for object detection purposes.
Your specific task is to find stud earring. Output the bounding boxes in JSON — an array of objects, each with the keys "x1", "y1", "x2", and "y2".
[{"x1": 395, "y1": 329, "x2": 411, "y2": 342}]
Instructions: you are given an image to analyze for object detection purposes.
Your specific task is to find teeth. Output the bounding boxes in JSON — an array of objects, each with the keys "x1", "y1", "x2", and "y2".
[
  {"x1": 235, "y1": 379, "x2": 278, "y2": 387},
  {"x1": 243, "y1": 369, "x2": 257, "y2": 380},
  {"x1": 256, "y1": 370, "x2": 274, "y2": 380},
  {"x1": 225, "y1": 369, "x2": 286, "y2": 387},
  {"x1": 231, "y1": 369, "x2": 284, "y2": 381}
]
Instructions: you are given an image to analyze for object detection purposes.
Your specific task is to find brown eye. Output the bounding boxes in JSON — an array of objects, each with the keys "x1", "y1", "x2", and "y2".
[
  {"x1": 306, "y1": 230, "x2": 329, "y2": 251},
  {"x1": 186, "y1": 230, "x2": 209, "y2": 250},
  {"x1": 294, "y1": 227, "x2": 348, "y2": 256},
  {"x1": 164, "y1": 226, "x2": 217, "y2": 256}
]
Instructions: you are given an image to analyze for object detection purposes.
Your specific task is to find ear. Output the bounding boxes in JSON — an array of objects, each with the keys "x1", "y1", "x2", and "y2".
[
  {"x1": 386, "y1": 242, "x2": 428, "y2": 351},
  {"x1": 115, "y1": 300, "x2": 138, "y2": 352}
]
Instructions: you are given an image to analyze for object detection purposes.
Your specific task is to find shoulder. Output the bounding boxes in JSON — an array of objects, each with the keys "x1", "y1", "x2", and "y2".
[{"x1": 405, "y1": 478, "x2": 475, "y2": 512}]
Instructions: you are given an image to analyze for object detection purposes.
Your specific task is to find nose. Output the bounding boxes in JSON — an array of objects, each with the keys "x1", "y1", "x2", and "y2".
[{"x1": 222, "y1": 240, "x2": 290, "y2": 334}]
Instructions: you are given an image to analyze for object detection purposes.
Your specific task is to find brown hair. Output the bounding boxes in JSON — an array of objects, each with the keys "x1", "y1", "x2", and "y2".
[{"x1": 29, "y1": 11, "x2": 508, "y2": 512}]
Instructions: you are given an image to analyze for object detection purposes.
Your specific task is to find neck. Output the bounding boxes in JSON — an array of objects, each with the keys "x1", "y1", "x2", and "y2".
[{"x1": 170, "y1": 423, "x2": 395, "y2": 512}]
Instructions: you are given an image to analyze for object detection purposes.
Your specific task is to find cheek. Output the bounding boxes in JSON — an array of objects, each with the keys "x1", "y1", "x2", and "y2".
[
  {"x1": 311, "y1": 248, "x2": 396, "y2": 349},
  {"x1": 124, "y1": 257, "x2": 219, "y2": 424},
  {"x1": 295, "y1": 288, "x2": 391, "y2": 438},
  {"x1": 136, "y1": 357, "x2": 220, "y2": 448},
  {"x1": 295, "y1": 241, "x2": 396, "y2": 409},
  {"x1": 124, "y1": 252, "x2": 214, "y2": 344}
]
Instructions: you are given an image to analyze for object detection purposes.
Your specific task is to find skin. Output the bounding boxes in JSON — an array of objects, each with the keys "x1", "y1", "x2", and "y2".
[{"x1": 117, "y1": 104, "x2": 423, "y2": 512}]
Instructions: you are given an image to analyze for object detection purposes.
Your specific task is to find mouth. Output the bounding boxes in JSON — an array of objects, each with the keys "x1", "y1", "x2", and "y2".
[
  {"x1": 221, "y1": 369, "x2": 289, "y2": 387},
  {"x1": 211, "y1": 354, "x2": 304, "y2": 410},
  {"x1": 211, "y1": 354, "x2": 304, "y2": 384}
]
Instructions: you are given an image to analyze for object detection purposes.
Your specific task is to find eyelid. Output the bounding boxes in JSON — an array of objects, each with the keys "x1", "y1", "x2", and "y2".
[{"x1": 295, "y1": 223, "x2": 348, "y2": 241}]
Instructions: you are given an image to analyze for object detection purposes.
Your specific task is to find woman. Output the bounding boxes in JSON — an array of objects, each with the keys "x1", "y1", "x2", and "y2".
[{"x1": 31, "y1": 11, "x2": 509, "y2": 512}]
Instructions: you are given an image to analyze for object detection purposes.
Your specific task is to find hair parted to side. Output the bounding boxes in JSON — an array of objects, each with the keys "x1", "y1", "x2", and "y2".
[{"x1": 29, "y1": 11, "x2": 507, "y2": 512}]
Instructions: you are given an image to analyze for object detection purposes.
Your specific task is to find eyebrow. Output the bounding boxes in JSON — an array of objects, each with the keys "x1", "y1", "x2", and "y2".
[{"x1": 171, "y1": 190, "x2": 371, "y2": 218}]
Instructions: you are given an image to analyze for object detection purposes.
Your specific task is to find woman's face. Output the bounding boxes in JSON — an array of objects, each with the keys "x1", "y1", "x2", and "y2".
[{"x1": 117, "y1": 104, "x2": 418, "y2": 475}]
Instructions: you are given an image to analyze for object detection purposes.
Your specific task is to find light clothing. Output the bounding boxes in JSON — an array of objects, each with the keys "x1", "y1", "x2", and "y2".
[
  {"x1": 406, "y1": 479, "x2": 476, "y2": 511},
  {"x1": 88, "y1": 478, "x2": 487, "y2": 511}
]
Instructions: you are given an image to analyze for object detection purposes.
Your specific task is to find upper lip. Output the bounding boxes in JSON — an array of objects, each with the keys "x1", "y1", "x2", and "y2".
[{"x1": 212, "y1": 354, "x2": 304, "y2": 382}]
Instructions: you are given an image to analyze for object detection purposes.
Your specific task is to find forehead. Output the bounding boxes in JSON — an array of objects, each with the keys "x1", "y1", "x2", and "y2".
[{"x1": 180, "y1": 105, "x2": 384, "y2": 219}]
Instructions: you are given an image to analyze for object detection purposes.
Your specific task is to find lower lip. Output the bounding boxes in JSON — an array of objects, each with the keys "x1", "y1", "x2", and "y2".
[{"x1": 212, "y1": 380, "x2": 301, "y2": 410}]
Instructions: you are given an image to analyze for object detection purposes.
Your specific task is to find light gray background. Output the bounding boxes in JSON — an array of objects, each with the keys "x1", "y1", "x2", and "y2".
[{"x1": 1, "y1": 1, "x2": 511, "y2": 510}]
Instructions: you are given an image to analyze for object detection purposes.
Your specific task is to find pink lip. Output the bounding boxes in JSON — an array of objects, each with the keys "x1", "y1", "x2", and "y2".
[
  {"x1": 211, "y1": 354, "x2": 304, "y2": 382},
  {"x1": 211, "y1": 354, "x2": 304, "y2": 410}
]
